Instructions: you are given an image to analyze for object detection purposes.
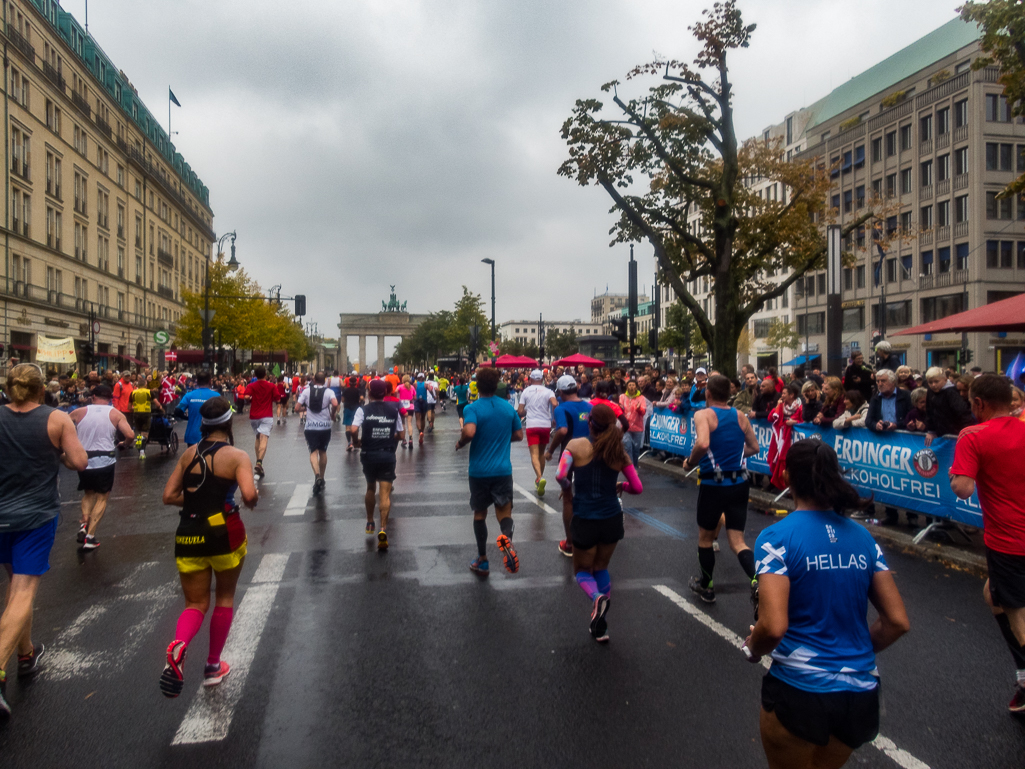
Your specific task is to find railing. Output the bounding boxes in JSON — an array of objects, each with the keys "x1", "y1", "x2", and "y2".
[
  {"x1": 954, "y1": 221, "x2": 969, "y2": 238},
  {"x1": 156, "y1": 285, "x2": 175, "y2": 300},
  {"x1": 118, "y1": 267, "x2": 125, "y2": 278},
  {"x1": 919, "y1": 139, "x2": 932, "y2": 156},
  {"x1": 97, "y1": 214, "x2": 109, "y2": 230},
  {"x1": 936, "y1": 133, "x2": 950, "y2": 150},
  {"x1": 5, "y1": 25, "x2": 35, "y2": 60},
  {"x1": 117, "y1": 225, "x2": 125, "y2": 240},
  {"x1": 919, "y1": 231, "x2": 933, "y2": 246},
  {"x1": 827, "y1": 122, "x2": 865, "y2": 152},
  {"x1": 954, "y1": 173, "x2": 969, "y2": 191},
  {"x1": 70, "y1": 90, "x2": 91, "y2": 118},
  {"x1": 157, "y1": 248, "x2": 174, "y2": 267},
  {"x1": 936, "y1": 179, "x2": 950, "y2": 196},
  {"x1": 954, "y1": 125, "x2": 968, "y2": 143},
  {"x1": 981, "y1": 66, "x2": 1001, "y2": 83},
  {"x1": 116, "y1": 136, "x2": 129, "y2": 153},
  {"x1": 916, "y1": 71, "x2": 970, "y2": 108},
  {"x1": 920, "y1": 185, "x2": 932, "y2": 201},
  {"x1": 936, "y1": 225, "x2": 950, "y2": 242},
  {"x1": 95, "y1": 116, "x2": 112, "y2": 139},
  {"x1": 868, "y1": 98, "x2": 913, "y2": 132},
  {"x1": 41, "y1": 61, "x2": 65, "y2": 93},
  {"x1": 46, "y1": 180, "x2": 62, "y2": 200}
]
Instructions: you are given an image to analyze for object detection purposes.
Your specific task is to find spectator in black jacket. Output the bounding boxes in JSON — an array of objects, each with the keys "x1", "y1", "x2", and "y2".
[
  {"x1": 748, "y1": 377, "x2": 780, "y2": 420},
  {"x1": 903, "y1": 387, "x2": 928, "y2": 432},
  {"x1": 843, "y1": 350, "x2": 875, "y2": 403},
  {"x1": 801, "y1": 380, "x2": 823, "y2": 423},
  {"x1": 924, "y1": 366, "x2": 973, "y2": 446},
  {"x1": 867, "y1": 370, "x2": 912, "y2": 433}
]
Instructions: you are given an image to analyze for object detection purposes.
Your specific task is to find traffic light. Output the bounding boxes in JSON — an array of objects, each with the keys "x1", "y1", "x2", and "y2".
[
  {"x1": 538, "y1": 345, "x2": 545, "y2": 361},
  {"x1": 965, "y1": 348, "x2": 974, "y2": 364},
  {"x1": 294, "y1": 295, "x2": 306, "y2": 317},
  {"x1": 611, "y1": 316, "x2": 628, "y2": 343}
]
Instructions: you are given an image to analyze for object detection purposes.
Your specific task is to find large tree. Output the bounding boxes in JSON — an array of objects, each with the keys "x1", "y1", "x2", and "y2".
[{"x1": 560, "y1": 1, "x2": 885, "y2": 378}]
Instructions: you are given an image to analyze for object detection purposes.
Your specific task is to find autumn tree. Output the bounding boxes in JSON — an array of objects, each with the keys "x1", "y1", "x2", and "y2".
[
  {"x1": 560, "y1": 1, "x2": 883, "y2": 378},
  {"x1": 765, "y1": 318, "x2": 800, "y2": 364},
  {"x1": 545, "y1": 328, "x2": 579, "y2": 359}
]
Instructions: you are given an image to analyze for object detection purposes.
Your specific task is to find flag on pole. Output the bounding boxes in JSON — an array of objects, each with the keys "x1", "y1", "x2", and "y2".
[{"x1": 169, "y1": 88, "x2": 181, "y2": 107}]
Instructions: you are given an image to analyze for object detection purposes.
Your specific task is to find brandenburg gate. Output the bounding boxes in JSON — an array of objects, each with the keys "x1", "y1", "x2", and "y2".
[{"x1": 338, "y1": 287, "x2": 429, "y2": 372}]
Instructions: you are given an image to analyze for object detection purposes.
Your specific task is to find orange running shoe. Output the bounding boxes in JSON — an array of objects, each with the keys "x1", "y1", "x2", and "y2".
[{"x1": 496, "y1": 534, "x2": 519, "y2": 574}]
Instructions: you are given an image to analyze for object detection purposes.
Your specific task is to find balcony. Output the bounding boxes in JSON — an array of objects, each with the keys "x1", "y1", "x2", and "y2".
[
  {"x1": 97, "y1": 214, "x2": 109, "y2": 231},
  {"x1": 45, "y1": 180, "x2": 62, "y2": 200},
  {"x1": 954, "y1": 173, "x2": 969, "y2": 191},
  {"x1": 6, "y1": 25, "x2": 35, "y2": 60},
  {"x1": 157, "y1": 248, "x2": 174, "y2": 268},
  {"x1": 936, "y1": 133, "x2": 950, "y2": 150},
  {"x1": 95, "y1": 116, "x2": 112, "y2": 139},
  {"x1": 920, "y1": 185, "x2": 932, "y2": 201},
  {"x1": 41, "y1": 61, "x2": 65, "y2": 93},
  {"x1": 116, "y1": 135, "x2": 129, "y2": 153},
  {"x1": 935, "y1": 225, "x2": 950, "y2": 242},
  {"x1": 954, "y1": 221, "x2": 969, "y2": 239},
  {"x1": 156, "y1": 285, "x2": 175, "y2": 300},
  {"x1": 117, "y1": 225, "x2": 125, "y2": 240},
  {"x1": 936, "y1": 179, "x2": 950, "y2": 196},
  {"x1": 919, "y1": 140, "x2": 932, "y2": 156},
  {"x1": 919, "y1": 231, "x2": 933, "y2": 246},
  {"x1": 954, "y1": 125, "x2": 968, "y2": 143},
  {"x1": 70, "y1": 90, "x2": 92, "y2": 118}
]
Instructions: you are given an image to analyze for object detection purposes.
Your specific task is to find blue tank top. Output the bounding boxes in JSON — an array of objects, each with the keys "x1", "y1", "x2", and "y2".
[
  {"x1": 572, "y1": 445, "x2": 622, "y2": 520},
  {"x1": 699, "y1": 406, "x2": 747, "y2": 486}
]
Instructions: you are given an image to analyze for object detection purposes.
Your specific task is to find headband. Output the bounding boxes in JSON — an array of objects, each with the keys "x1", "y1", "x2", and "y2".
[{"x1": 201, "y1": 410, "x2": 234, "y2": 427}]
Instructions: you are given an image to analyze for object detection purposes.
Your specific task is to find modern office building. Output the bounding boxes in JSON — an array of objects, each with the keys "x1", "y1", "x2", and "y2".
[
  {"x1": 2, "y1": 0, "x2": 215, "y2": 370},
  {"x1": 591, "y1": 290, "x2": 648, "y2": 326},
  {"x1": 499, "y1": 318, "x2": 602, "y2": 345}
]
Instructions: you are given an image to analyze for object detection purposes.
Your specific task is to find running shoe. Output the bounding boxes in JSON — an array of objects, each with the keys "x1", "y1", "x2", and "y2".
[
  {"x1": 254, "y1": 463, "x2": 265, "y2": 479},
  {"x1": 0, "y1": 673, "x2": 9, "y2": 722},
  {"x1": 139, "y1": 449, "x2": 146, "y2": 459},
  {"x1": 712, "y1": 540, "x2": 720, "y2": 553},
  {"x1": 496, "y1": 534, "x2": 519, "y2": 574},
  {"x1": 401, "y1": 440, "x2": 407, "y2": 448},
  {"x1": 1010, "y1": 685, "x2": 1025, "y2": 713},
  {"x1": 590, "y1": 595, "x2": 610, "y2": 642},
  {"x1": 159, "y1": 640, "x2": 187, "y2": 698},
  {"x1": 17, "y1": 643, "x2": 45, "y2": 679},
  {"x1": 536, "y1": 478, "x2": 547, "y2": 498},
  {"x1": 365, "y1": 521, "x2": 375, "y2": 534},
  {"x1": 203, "y1": 661, "x2": 231, "y2": 687},
  {"x1": 77, "y1": 523, "x2": 87, "y2": 544},
  {"x1": 346, "y1": 444, "x2": 353, "y2": 453},
  {"x1": 558, "y1": 540, "x2": 573, "y2": 557},
  {"x1": 418, "y1": 432, "x2": 424, "y2": 446},
  {"x1": 688, "y1": 576, "x2": 716, "y2": 604},
  {"x1": 81, "y1": 535, "x2": 100, "y2": 551},
  {"x1": 469, "y1": 556, "x2": 490, "y2": 575},
  {"x1": 313, "y1": 477, "x2": 324, "y2": 495},
  {"x1": 407, "y1": 441, "x2": 414, "y2": 451},
  {"x1": 377, "y1": 530, "x2": 389, "y2": 551}
]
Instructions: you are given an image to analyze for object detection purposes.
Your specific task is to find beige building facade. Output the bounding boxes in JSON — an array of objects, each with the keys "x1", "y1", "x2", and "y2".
[{"x1": 2, "y1": 0, "x2": 215, "y2": 370}]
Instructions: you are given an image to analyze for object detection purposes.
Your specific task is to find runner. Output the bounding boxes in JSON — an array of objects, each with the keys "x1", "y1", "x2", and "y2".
[
  {"x1": 949, "y1": 374, "x2": 1025, "y2": 712},
  {"x1": 130, "y1": 375, "x2": 157, "y2": 459},
  {"x1": 396, "y1": 375, "x2": 417, "y2": 450},
  {"x1": 348, "y1": 379, "x2": 403, "y2": 550},
  {"x1": 438, "y1": 374, "x2": 450, "y2": 412},
  {"x1": 174, "y1": 371, "x2": 221, "y2": 448},
  {"x1": 341, "y1": 376, "x2": 362, "y2": 452},
  {"x1": 112, "y1": 370, "x2": 134, "y2": 436},
  {"x1": 275, "y1": 375, "x2": 289, "y2": 425},
  {"x1": 425, "y1": 373, "x2": 440, "y2": 432},
  {"x1": 744, "y1": 440, "x2": 909, "y2": 769},
  {"x1": 518, "y1": 369, "x2": 558, "y2": 498},
  {"x1": 556, "y1": 403, "x2": 643, "y2": 642},
  {"x1": 327, "y1": 370, "x2": 343, "y2": 422},
  {"x1": 0, "y1": 364, "x2": 88, "y2": 719},
  {"x1": 244, "y1": 367, "x2": 277, "y2": 479},
  {"x1": 545, "y1": 375, "x2": 593, "y2": 557},
  {"x1": 159, "y1": 397, "x2": 258, "y2": 697},
  {"x1": 681, "y1": 374, "x2": 760, "y2": 604},
  {"x1": 456, "y1": 367, "x2": 523, "y2": 576},
  {"x1": 591, "y1": 379, "x2": 630, "y2": 432},
  {"x1": 452, "y1": 377, "x2": 470, "y2": 428},
  {"x1": 297, "y1": 372, "x2": 339, "y2": 495},
  {"x1": 70, "y1": 384, "x2": 135, "y2": 550},
  {"x1": 414, "y1": 373, "x2": 429, "y2": 445}
]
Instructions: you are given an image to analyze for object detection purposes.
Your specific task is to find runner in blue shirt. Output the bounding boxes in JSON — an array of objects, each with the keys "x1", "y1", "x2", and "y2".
[
  {"x1": 545, "y1": 375, "x2": 593, "y2": 558},
  {"x1": 174, "y1": 371, "x2": 222, "y2": 447},
  {"x1": 456, "y1": 368, "x2": 523, "y2": 576},
  {"x1": 743, "y1": 440, "x2": 910, "y2": 769}
]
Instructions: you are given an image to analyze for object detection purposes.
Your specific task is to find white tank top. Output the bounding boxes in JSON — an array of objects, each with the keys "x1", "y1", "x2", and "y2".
[{"x1": 78, "y1": 404, "x2": 117, "y2": 469}]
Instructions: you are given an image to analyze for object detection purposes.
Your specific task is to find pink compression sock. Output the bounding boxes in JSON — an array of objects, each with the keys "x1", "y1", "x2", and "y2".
[
  {"x1": 575, "y1": 571, "x2": 600, "y2": 601},
  {"x1": 207, "y1": 607, "x2": 234, "y2": 665},
  {"x1": 174, "y1": 607, "x2": 205, "y2": 646}
]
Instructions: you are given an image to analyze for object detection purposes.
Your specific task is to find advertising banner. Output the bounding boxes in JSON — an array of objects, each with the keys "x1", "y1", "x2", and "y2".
[
  {"x1": 648, "y1": 406, "x2": 771, "y2": 476},
  {"x1": 35, "y1": 336, "x2": 77, "y2": 364}
]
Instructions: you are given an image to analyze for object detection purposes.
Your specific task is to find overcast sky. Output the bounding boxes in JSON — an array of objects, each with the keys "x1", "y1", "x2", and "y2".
[{"x1": 64, "y1": 0, "x2": 964, "y2": 361}]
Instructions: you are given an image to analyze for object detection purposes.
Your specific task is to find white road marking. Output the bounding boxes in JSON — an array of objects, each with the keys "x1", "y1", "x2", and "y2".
[
  {"x1": 283, "y1": 483, "x2": 313, "y2": 516},
  {"x1": 172, "y1": 553, "x2": 288, "y2": 745},
  {"x1": 652, "y1": 585, "x2": 931, "y2": 769},
  {"x1": 252, "y1": 553, "x2": 289, "y2": 583},
  {"x1": 512, "y1": 481, "x2": 560, "y2": 515}
]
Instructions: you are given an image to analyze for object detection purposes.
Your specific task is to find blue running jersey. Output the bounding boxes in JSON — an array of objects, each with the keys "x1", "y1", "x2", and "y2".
[{"x1": 699, "y1": 406, "x2": 746, "y2": 485}]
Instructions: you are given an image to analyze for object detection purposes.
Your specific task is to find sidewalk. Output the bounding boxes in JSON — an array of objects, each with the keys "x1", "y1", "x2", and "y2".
[{"x1": 639, "y1": 455, "x2": 987, "y2": 577}]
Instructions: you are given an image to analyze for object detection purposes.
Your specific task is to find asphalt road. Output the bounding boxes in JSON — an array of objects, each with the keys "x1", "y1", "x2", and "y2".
[{"x1": 0, "y1": 401, "x2": 1022, "y2": 768}]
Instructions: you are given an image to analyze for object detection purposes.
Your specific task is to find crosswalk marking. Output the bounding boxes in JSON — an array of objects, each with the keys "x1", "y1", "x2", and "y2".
[
  {"x1": 512, "y1": 480, "x2": 561, "y2": 515},
  {"x1": 283, "y1": 483, "x2": 313, "y2": 516}
]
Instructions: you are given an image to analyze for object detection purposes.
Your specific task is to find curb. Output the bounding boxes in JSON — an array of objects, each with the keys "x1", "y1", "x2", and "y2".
[{"x1": 639, "y1": 455, "x2": 987, "y2": 577}]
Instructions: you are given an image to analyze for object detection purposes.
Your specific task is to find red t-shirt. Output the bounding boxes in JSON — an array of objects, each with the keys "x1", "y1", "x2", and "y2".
[
  {"x1": 950, "y1": 416, "x2": 1025, "y2": 556},
  {"x1": 245, "y1": 380, "x2": 278, "y2": 420}
]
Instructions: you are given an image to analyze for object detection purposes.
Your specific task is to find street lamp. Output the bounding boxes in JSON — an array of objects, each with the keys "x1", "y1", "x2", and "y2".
[
  {"x1": 205, "y1": 230, "x2": 237, "y2": 370},
  {"x1": 481, "y1": 258, "x2": 495, "y2": 360}
]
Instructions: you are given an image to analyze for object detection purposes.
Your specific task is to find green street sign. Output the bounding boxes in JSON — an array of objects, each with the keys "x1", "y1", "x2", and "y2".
[{"x1": 154, "y1": 330, "x2": 170, "y2": 346}]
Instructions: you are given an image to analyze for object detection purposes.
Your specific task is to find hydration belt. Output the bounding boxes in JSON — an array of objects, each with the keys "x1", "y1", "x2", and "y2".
[
  {"x1": 86, "y1": 450, "x2": 116, "y2": 458},
  {"x1": 710, "y1": 468, "x2": 748, "y2": 484}
]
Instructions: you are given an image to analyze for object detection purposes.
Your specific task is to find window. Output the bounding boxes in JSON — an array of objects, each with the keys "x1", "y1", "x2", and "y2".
[
  {"x1": 921, "y1": 250, "x2": 934, "y2": 276},
  {"x1": 10, "y1": 126, "x2": 29, "y2": 180},
  {"x1": 901, "y1": 254, "x2": 913, "y2": 278},
  {"x1": 900, "y1": 168, "x2": 912, "y2": 194},
  {"x1": 854, "y1": 145, "x2": 865, "y2": 168},
  {"x1": 885, "y1": 131, "x2": 897, "y2": 157},
  {"x1": 886, "y1": 257, "x2": 897, "y2": 284},
  {"x1": 987, "y1": 191, "x2": 1012, "y2": 220},
  {"x1": 954, "y1": 99, "x2": 968, "y2": 128},
  {"x1": 885, "y1": 173, "x2": 896, "y2": 197},
  {"x1": 899, "y1": 124, "x2": 912, "y2": 151},
  {"x1": 920, "y1": 114, "x2": 932, "y2": 142},
  {"x1": 842, "y1": 306, "x2": 863, "y2": 331},
  {"x1": 986, "y1": 240, "x2": 1014, "y2": 268},
  {"x1": 817, "y1": 273, "x2": 826, "y2": 295},
  {"x1": 74, "y1": 171, "x2": 87, "y2": 215},
  {"x1": 871, "y1": 137, "x2": 882, "y2": 163},
  {"x1": 938, "y1": 246, "x2": 951, "y2": 273},
  {"x1": 899, "y1": 211, "x2": 912, "y2": 233},
  {"x1": 116, "y1": 164, "x2": 125, "y2": 187},
  {"x1": 986, "y1": 94, "x2": 1011, "y2": 122},
  {"x1": 921, "y1": 294, "x2": 964, "y2": 323},
  {"x1": 843, "y1": 190, "x2": 853, "y2": 213},
  {"x1": 843, "y1": 267, "x2": 853, "y2": 291},
  {"x1": 957, "y1": 242, "x2": 969, "y2": 270},
  {"x1": 856, "y1": 265, "x2": 866, "y2": 288},
  {"x1": 871, "y1": 178, "x2": 882, "y2": 198},
  {"x1": 831, "y1": 193, "x2": 840, "y2": 211},
  {"x1": 920, "y1": 160, "x2": 933, "y2": 187},
  {"x1": 786, "y1": 116, "x2": 793, "y2": 145},
  {"x1": 873, "y1": 300, "x2": 912, "y2": 328},
  {"x1": 954, "y1": 146, "x2": 968, "y2": 176},
  {"x1": 937, "y1": 199, "x2": 950, "y2": 227},
  {"x1": 937, "y1": 153, "x2": 950, "y2": 182},
  {"x1": 921, "y1": 205, "x2": 933, "y2": 228},
  {"x1": 955, "y1": 60, "x2": 971, "y2": 74},
  {"x1": 855, "y1": 185, "x2": 865, "y2": 209},
  {"x1": 753, "y1": 318, "x2": 771, "y2": 338},
  {"x1": 1019, "y1": 145, "x2": 1025, "y2": 172},
  {"x1": 886, "y1": 215, "x2": 898, "y2": 236},
  {"x1": 797, "y1": 312, "x2": 825, "y2": 336},
  {"x1": 842, "y1": 151, "x2": 852, "y2": 173},
  {"x1": 1019, "y1": 242, "x2": 1025, "y2": 269},
  {"x1": 936, "y1": 107, "x2": 950, "y2": 135},
  {"x1": 955, "y1": 195, "x2": 969, "y2": 223},
  {"x1": 987, "y1": 143, "x2": 1014, "y2": 171}
]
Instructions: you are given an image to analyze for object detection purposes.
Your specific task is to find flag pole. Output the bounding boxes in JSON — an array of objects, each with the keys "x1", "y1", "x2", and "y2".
[{"x1": 168, "y1": 86, "x2": 171, "y2": 140}]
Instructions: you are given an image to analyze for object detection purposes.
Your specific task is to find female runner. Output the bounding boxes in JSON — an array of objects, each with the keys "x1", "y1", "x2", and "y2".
[
  {"x1": 556, "y1": 403, "x2": 643, "y2": 643},
  {"x1": 396, "y1": 375, "x2": 417, "y2": 450},
  {"x1": 159, "y1": 397, "x2": 258, "y2": 697}
]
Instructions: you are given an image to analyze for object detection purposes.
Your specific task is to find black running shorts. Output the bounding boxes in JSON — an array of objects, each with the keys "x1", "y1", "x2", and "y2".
[
  {"x1": 304, "y1": 429, "x2": 331, "y2": 454},
  {"x1": 468, "y1": 475, "x2": 513, "y2": 511},
  {"x1": 761, "y1": 673, "x2": 879, "y2": 749},
  {"x1": 77, "y1": 465, "x2": 116, "y2": 494},
  {"x1": 456, "y1": 404, "x2": 465, "y2": 418},
  {"x1": 571, "y1": 513, "x2": 624, "y2": 551},
  {"x1": 986, "y1": 548, "x2": 1025, "y2": 610},
  {"x1": 362, "y1": 460, "x2": 396, "y2": 485},
  {"x1": 696, "y1": 481, "x2": 750, "y2": 531}
]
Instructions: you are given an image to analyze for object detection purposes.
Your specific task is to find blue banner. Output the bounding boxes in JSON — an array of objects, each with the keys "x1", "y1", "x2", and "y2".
[{"x1": 647, "y1": 405, "x2": 982, "y2": 528}]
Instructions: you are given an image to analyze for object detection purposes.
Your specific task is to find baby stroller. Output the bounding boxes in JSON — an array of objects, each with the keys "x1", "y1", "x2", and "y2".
[{"x1": 148, "y1": 414, "x2": 180, "y2": 456}]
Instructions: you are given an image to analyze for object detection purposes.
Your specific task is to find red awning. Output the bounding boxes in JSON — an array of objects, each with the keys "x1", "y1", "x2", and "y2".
[
  {"x1": 551, "y1": 353, "x2": 606, "y2": 367},
  {"x1": 172, "y1": 350, "x2": 206, "y2": 364},
  {"x1": 892, "y1": 292, "x2": 1025, "y2": 336},
  {"x1": 122, "y1": 355, "x2": 149, "y2": 366}
]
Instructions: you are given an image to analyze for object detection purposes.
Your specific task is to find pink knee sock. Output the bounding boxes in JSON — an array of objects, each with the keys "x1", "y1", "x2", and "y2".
[
  {"x1": 207, "y1": 607, "x2": 234, "y2": 666},
  {"x1": 174, "y1": 607, "x2": 205, "y2": 646}
]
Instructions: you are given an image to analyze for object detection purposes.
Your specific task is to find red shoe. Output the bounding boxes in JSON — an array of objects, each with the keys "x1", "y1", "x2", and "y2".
[
  {"x1": 159, "y1": 640, "x2": 187, "y2": 698},
  {"x1": 203, "y1": 660, "x2": 231, "y2": 687},
  {"x1": 496, "y1": 534, "x2": 519, "y2": 573},
  {"x1": 418, "y1": 432, "x2": 424, "y2": 446},
  {"x1": 1010, "y1": 685, "x2": 1025, "y2": 713},
  {"x1": 558, "y1": 540, "x2": 573, "y2": 557}
]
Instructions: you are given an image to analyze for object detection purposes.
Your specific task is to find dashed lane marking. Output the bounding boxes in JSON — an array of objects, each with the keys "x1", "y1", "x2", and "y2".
[
  {"x1": 283, "y1": 483, "x2": 313, "y2": 516},
  {"x1": 652, "y1": 585, "x2": 931, "y2": 769},
  {"x1": 512, "y1": 481, "x2": 560, "y2": 515}
]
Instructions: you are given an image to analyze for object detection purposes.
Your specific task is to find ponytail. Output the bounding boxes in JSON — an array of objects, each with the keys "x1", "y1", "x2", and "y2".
[
  {"x1": 785, "y1": 439, "x2": 869, "y2": 515},
  {"x1": 588, "y1": 403, "x2": 630, "y2": 470}
]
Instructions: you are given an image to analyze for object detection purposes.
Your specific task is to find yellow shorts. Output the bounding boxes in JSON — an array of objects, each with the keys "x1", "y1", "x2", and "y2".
[{"x1": 175, "y1": 539, "x2": 248, "y2": 574}]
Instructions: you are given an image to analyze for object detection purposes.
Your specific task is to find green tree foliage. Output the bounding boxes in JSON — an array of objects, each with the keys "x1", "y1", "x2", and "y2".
[
  {"x1": 545, "y1": 328, "x2": 579, "y2": 359},
  {"x1": 392, "y1": 287, "x2": 492, "y2": 368},
  {"x1": 658, "y1": 302, "x2": 708, "y2": 356},
  {"x1": 765, "y1": 318, "x2": 799, "y2": 355},
  {"x1": 960, "y1": 1, "x2": 1025, "y2": 197},
  {"x1": 559, "y1": 1, "x2": 885, "y2": 378}
]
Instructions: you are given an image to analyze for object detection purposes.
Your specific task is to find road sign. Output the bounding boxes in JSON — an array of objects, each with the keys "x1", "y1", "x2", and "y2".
[
  {"x1": 91, "y1": 320, "x2": 101, "y2": 335},
  {"x1": 154, "y1": 330, "x2": 170, "y2": 345}
]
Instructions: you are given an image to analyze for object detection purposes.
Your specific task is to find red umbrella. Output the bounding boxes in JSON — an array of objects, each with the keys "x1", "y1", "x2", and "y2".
[
  {"x1": 493, "y1": 354, "x2": 538, "y2": 368},
  {"x1": 891, "y1": 292, "x2": 1025, "y2": 336},
  {"x1": 551, "y1": 353, "x2": 606, "y2": 367}
]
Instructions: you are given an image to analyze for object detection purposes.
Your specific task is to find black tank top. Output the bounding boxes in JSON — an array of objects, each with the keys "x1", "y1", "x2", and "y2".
[
  {"x1": 0, "y1": 404, "x2": 62, "y2": 531},
  {"x1": 572, "y1": 444, "x2": 623, "y2": 520},
  {"x1": 183, "y1": 441, "x2": 239, "y2": 516},
  {"x1": 360, "y1": 401, "x2": 401, "y2": 462}
]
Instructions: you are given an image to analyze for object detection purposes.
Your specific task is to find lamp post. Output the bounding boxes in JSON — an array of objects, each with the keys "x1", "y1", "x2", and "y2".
[
  {"x1": 481, "y1": 258, "x2": 496, "y2": 360},
  {"x1": 205, "y1": 231, "x2": 238, "y2": 370}
]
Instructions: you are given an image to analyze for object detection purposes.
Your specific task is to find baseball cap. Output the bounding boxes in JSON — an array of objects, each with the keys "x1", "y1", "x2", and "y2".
[
  {"x1": 529, "y1": 369, "x2": 543, "y2": 380},
  {"x1": 695, "y1": 367, "x2": 707, "y2": 375},
  {"x1": 368, "y1": 379, "x2": 388, "y2": 398},
  {"x1": 416, "y1": 372, "x2": 424, "y2": 379},
  {"x1": 557, "y1": 375, "x2": 578, "y2": 392}
]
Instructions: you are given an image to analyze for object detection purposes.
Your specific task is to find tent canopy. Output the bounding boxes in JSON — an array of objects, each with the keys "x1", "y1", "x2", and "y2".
[
  {"x1": 781, "y1": 354, "x2": 822, "y2": 367},
  {"x1": 492, "y1": 354, "x2": 538, "y2": 368},
  {"x1": 892, "y1": 292, "x2": 1025, "y2": 336},
  {"x1": 551, "y1": 353, "x2": 606, "y2": 367}
]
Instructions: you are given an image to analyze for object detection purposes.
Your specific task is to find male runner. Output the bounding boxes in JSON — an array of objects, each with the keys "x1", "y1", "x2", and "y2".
[
  {"x1": 175, "y1": 371, "x2": 221, "y2": 447},
  {"x1": 681, "y1": 374, "x2": 760, "y2": 604},
  {"x1": 244, "y1": 367, "x2": 277, "y2": 479},
  {"x1": 950, "y1": 374, "x2": 1025, "y2": 712},
  {"x1": 545, "y1": 374, "x2": 592, "y2": 557},
  {"x1": 341, "y1": 376, "x2": 362, "y2": 452},
  {"x1": 71, "y1": 384, "x2": 134, "y2": 550},
  {"x1": 112, "y1": 371, "x2": 134, "y2": 432},
  {"x1": 327, "y1": 370, "x2": 343, "y2": 422},
  {"x1": 414, "y1": 372, "x2": 429, "y2": 444},
  {"x1": 518, "y1": 369, "x2": 558, "y2": 497},
  {"x1": 349, "y1": 379, "x2": 403, "y2": 550},
  {"x1": 456, "y1": 367, "x2": 523, "y2": 575},
  {"x1": 130, "y1": 375, "x2": 157, "y2": 459},
  {"x1": 438, "y1": 374, "x2": 450, "y2": 412},
  {"x1": 297, "y1": 372, "x2": 338, "y2": 495},
  {"x1": 425, "y1": 373, "x2": 440, "y2": 433}
]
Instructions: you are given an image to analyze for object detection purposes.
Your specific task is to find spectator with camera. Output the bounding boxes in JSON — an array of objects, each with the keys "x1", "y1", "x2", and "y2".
[{"x1": 867, "y1": 370, "x2": 912, "y2": 434}]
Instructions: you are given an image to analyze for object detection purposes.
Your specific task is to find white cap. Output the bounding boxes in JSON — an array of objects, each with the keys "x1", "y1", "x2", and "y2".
[
  {"x1": 557, "y1": 374, "x2": 578, "y2": 392},
  {"x1": 529, "y1": 369, "x2": 543, "y2": 380},
  {"x1": 695, "y1": 367, "x2": 707, "y2": 375},
  {"x1": 416, "y1": 372, "x2": 424, "y2": 379}
]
